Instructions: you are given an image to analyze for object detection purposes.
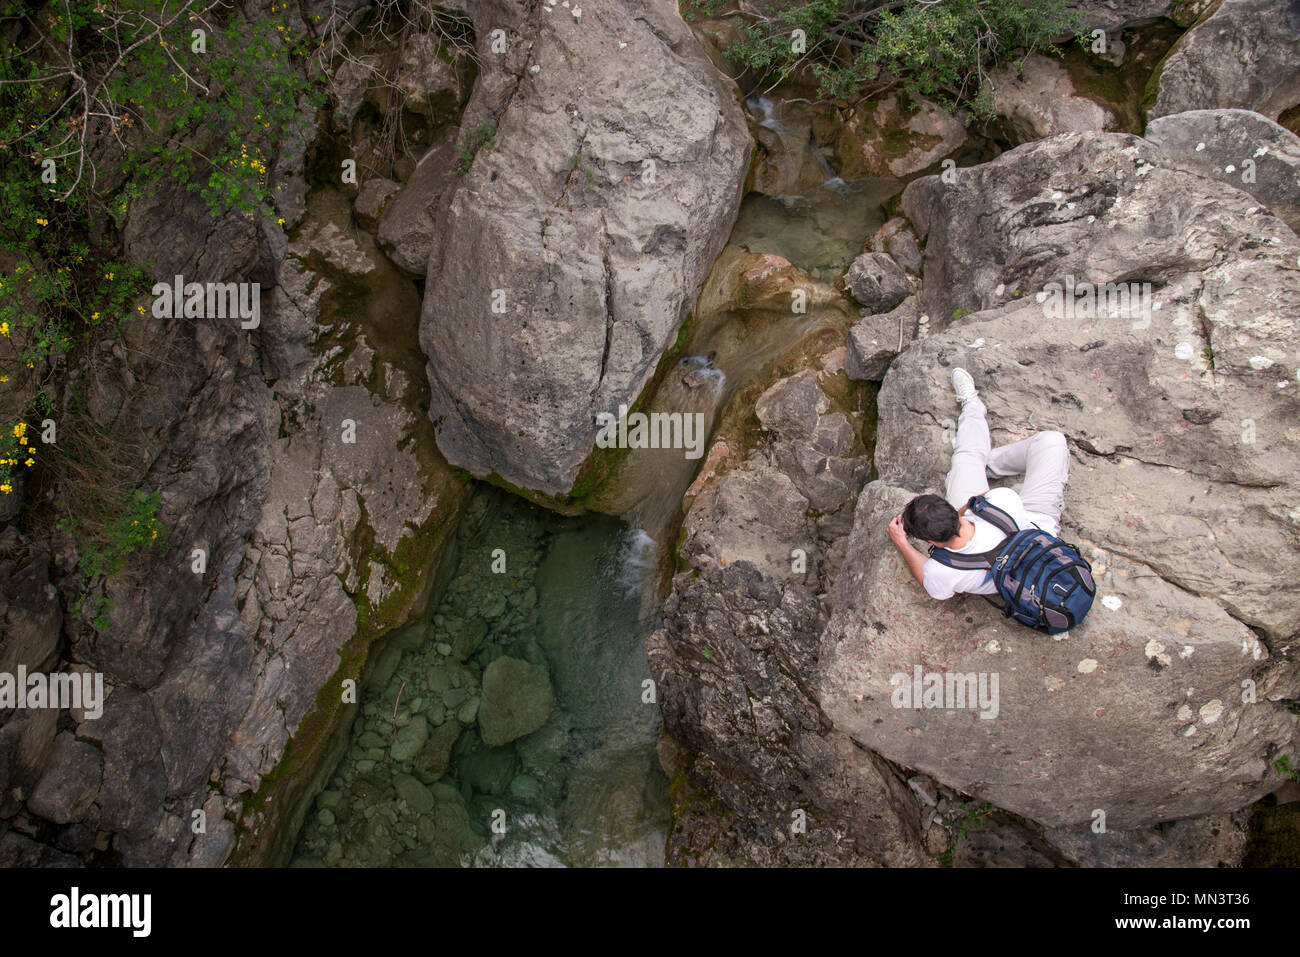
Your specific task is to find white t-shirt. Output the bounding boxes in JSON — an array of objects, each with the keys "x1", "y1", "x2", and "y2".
[{"x1": 922, "y1": 486, "x2": 1059, "y2": 600}]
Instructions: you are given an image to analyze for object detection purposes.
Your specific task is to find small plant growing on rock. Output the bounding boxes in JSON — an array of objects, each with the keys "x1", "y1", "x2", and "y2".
[
  {"x1": 61, "y1": 487, "x2": 168, "y2": 581},
  {"x1": 455, "y1": 122, "x2": 499, "y2": 175}
]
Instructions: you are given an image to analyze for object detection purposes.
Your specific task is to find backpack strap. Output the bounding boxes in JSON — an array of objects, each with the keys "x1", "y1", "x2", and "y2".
[
  {"x1": 928, "y1": 545, "x2": 998, "y2": 570},
  {"x1": 966, "y1": 494, "x2": 1020, "y2": 537}
]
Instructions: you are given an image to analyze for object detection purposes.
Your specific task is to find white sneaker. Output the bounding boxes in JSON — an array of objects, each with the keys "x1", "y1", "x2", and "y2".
[{"x1": 952, "y1": 367, "x2": 978, "y2": 405}]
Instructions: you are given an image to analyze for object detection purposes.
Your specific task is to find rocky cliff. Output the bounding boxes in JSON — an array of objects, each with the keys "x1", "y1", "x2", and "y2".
[{"x1": 655, "y1": 2, "x2": 1300, "y2": 865}]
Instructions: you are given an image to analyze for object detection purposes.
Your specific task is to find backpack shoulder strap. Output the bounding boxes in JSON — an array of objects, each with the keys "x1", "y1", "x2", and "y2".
[
  {"x1": 928, "y1": 544, "x2": 998, "y2": 570},
  {"x1": 967, "y1": 494, "x2": 1020, "y2": 537}
]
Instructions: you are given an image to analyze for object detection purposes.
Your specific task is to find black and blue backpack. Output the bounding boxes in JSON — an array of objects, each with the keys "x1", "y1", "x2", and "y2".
[{"x1": 929, "y1": 495, "x2": 1096, "y2": 635}]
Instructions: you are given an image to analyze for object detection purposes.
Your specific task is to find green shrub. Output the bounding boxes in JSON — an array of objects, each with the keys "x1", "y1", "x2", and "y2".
[
  {"x1": 721, "y1": 0, "x2": 1086, "y2": 114},
  {"x1": 61, "y1": 487, "x2": 167, "y2": 580}
]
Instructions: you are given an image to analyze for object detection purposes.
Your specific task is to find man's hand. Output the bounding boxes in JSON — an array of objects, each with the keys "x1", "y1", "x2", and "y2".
[
  {"x1": 888, "y1": 514, "x2": 928, "y2": 588},
  {"x1": 887, "y1": 515, "x2": 908, "y2": 548}
]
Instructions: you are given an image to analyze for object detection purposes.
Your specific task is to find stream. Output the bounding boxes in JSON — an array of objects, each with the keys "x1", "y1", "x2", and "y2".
[
  {"x1": 290, "y1": 487, "x2": 667, "y2": 867},
  {"x1": 288, "y1": 96, "x2": 897, "y2": 867}
]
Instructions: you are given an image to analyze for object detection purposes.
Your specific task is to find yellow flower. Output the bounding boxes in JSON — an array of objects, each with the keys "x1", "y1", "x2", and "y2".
[
  {"x1": 91, "y1": 311, "x2": 99, "y2": 320},
  {"x1": 0, "y1": 484, "x2": 10, "y2": 494},
  {"x1": 35, "y1": 217, "x2": 48, "y2": 226},
  {"x1": 277, "y1": 218, "x2": 285, "y2": 226},
  {"x1": 137, "y1": 305, "x2": 145, "y2": 314},
  {"x1": 0, "y1": 322, "x2": 8, "y2": 336},
  {"x1": 27, "y1": 447, "x2": 34, "y2": 454},
  {"x1": 23, "y1": 458, "x2": 33, "y2": 467},
  {"x1": 0, "y1": 375, "x2": 8, "y2": 383}
]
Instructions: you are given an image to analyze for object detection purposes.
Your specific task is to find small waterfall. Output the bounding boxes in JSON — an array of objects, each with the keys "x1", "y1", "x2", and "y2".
[{"x1": 813, "y1": 150, "x2": 850, "y2": 192}]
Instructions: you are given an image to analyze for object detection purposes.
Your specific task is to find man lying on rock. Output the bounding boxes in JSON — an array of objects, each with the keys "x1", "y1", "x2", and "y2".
[{"x1": 886, "y1": 368, "x2": 1095, "y2": 634}]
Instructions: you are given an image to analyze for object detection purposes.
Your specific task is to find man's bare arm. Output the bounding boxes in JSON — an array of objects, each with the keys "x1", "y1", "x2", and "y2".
[{"x1": 887, "y1": 516, "x2": 928, "y2": 588}]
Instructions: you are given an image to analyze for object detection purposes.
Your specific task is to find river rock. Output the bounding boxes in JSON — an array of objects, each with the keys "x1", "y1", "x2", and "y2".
[
  {"x1": 680, "y1": 467, "x2": 816, "y2": 583},
  {"x1": 354, "y1": 178, "x2": 400, "y2": 232},
  {"x1": 477, "y1": 657, "x2": 554, "y2": 747},
  {"x1": 833, "y1": 93, "x2": 968, "y2": 179},
  {"x1": 390, "y1": 717, "x2": 428, "y2": 763},
  {"x1": 393, "y1": 773, "x2": 435, "y2": 814},
  {"x1": 868, "y1": 218, "x2": 922, "y2": 276},
  {"x1": 411, "y1": 720, "x2": 461, "y2": 785},
  {"x1": 989, "y1": 53, "x2": 1121, "y2": 143},
  {"x1": 842, "y1": 252, "x2": 911, "y2": 313},
  {"x1": 1146, "y1": 109, "x2": 1300, "y2": 233},
  {"x1": 754, "y1": 371, "x2": 867, "y2": 515},
  {"x1": 847, "y1": 296, "x2": 920, "y2": 381},
  {"x1": 417, "y1": 0, "x2": 751, "y2": 496},
  {"x1": 1147, "y1": 0, "x2": 1300, "y2": 123}
]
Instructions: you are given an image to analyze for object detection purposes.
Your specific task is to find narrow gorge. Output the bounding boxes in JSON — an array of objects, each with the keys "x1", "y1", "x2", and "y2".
[{"x1": 1, "y1": 0, "x2": 1298, "y2": 876}]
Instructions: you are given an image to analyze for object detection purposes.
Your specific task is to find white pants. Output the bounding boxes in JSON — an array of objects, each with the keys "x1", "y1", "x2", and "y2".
[{"x1": 944, "y1": 396, "x2": 1069, "y2": 523}]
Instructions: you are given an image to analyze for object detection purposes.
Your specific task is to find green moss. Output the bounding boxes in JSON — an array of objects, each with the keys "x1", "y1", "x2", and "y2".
[{"x1": 232, "y1": 452, "x2": 468, "y2": 865}]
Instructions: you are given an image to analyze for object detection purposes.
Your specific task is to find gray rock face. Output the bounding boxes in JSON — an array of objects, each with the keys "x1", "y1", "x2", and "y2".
[
  {"x1": 1066, "y1": 0, "x2": 1176, "y2": 31},
  {"x1": 989, "y1": 54, "x2": 1121, "y2": 144},
  {"x1": 847, "y1": 296, "x2": 920, "y2": 381},
  {"x1": 842, "y1": 252, "x2": 912, "y2": 314},
  {"x1": 652, "y1": 368, "x2": 921, "y2": 865},
  {"x1": 650, "y1": 562, "x2": 924, "y2": 866},
  {"x1": 478, "y1": 657, "x2": 554, "y2": 748},
  {"x1": 418, "y1": 0, "x2": 751, "y2": 495},
  {"x1": 1148, "y1": 0, "x2": 1300, "y2": 122},
  {"x1": 820, "y1": 131, "x2": 1300, "y2": 830},
  {"x1": 1146, "y1": 109, "x2": 1300, "y2": 233},
  {"x1": 754, "y1": 371, "x2": 868, "y2": 514},
  {"x1": 869, "y1": 217, "x2": 922, "y2": 276},
  {"x1": 0, "y1": 530, "x2": 62, "y2": 678},
  {"x1": 0, "y1": 34, "x2": 467, "y2": 865},
  {"x1": 377, "y1": 126, "x2": 462, "y2": 275},
  {"x1": 26, "y1": 733, "x2": 101, "y2": 825}
]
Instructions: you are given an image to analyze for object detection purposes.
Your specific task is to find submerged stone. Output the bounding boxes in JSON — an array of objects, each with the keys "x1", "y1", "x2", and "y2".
[
  {"x1": 390, "y1": 716, "x2": 428, "y2": 762},
  {"x1": 478, "y1": 657, "x2": 554, "y2": 747}
]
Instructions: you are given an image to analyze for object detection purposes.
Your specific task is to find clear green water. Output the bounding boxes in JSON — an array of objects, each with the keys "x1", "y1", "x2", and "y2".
[
  {"x1": 290, "y1": 487, "x2": 667, "y2": 867},
  {"x1": 731, "y1": 177, "x2": 901, "y2": 284}
]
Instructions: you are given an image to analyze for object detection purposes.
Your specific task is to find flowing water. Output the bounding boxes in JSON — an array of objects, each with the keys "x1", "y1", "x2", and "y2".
[
  {"x1": 598, "y1": 171, "x2": 900, "y2": 547},
  {"x1": 288, "y1": 97, "x2": 900, "y2": 868},
  {"x1": 289, "y1": 488, "x2": 668, "y2": 867}
]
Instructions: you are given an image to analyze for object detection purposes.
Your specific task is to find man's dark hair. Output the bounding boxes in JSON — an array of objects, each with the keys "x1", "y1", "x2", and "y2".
[{"x1": 903, "y1": 494, "x2": 961, "y2": 543}]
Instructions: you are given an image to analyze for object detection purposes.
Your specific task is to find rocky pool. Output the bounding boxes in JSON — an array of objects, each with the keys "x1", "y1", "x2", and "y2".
[{"x1": 290, "y1": 487, "x2": 668, "y2": 867}]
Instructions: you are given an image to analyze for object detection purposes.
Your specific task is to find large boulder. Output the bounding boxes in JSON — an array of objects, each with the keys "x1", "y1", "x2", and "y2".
[
  {"x1": 821, "y1": 130, "x2": 1300, "y2": 830},
  {"x1": 1146, "y1": 109, "x2": 1300, "y2": 233},
  {"x1": 1147, "y1": 0, "x2": 1300, "y2": 124},
  {"x1": 418, "y1": 0, "x2": 751, "y2": 495}
]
